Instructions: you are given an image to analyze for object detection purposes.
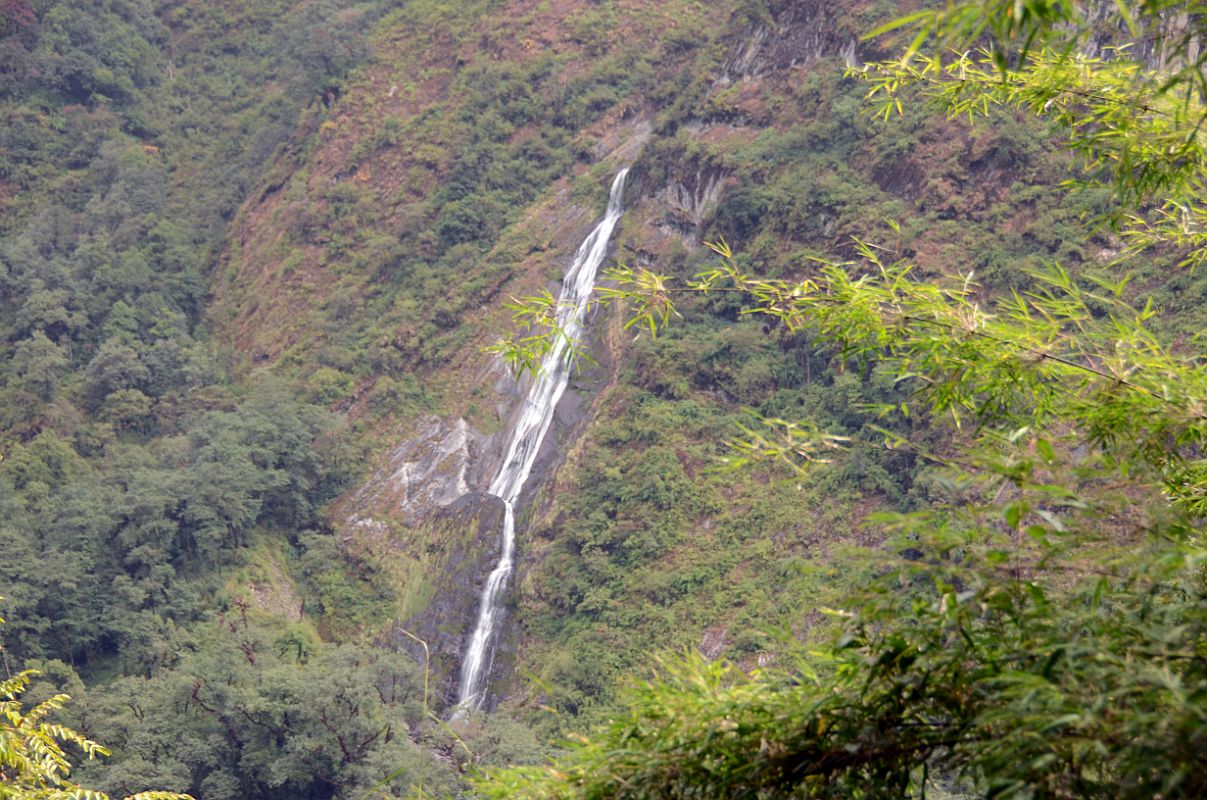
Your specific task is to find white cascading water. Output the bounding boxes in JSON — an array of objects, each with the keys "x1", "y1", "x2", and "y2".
[{"x1": 453, "y1": 169, "x2": 630, "y2": 714}]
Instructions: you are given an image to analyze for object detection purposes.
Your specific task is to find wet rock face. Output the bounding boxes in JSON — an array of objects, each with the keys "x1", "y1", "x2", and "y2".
[
  {"x1": 339, "y1": 320, "x2": 608, "y2": 710},
  {"x1": 346, "y1": 415, "x2": 501, "y2": 525},
  {"x1": 1082, "y1": 1, "x2": 1202, "y2": 68},
  {"x1": 371, "y1": 377, "x2": 599, "y2": 711},
  {"x1": 721, "y1": 4, "x2": 862, "y2": 82},
  {"x1": 337, "y1": 415, "x2": 515, "y2": 708},
  {"x1": 666, "y1": 166, "x2": 726, "y2": 234},
  {"x1": 389, "y1": 492, "x2": 509, "y2": 706}
]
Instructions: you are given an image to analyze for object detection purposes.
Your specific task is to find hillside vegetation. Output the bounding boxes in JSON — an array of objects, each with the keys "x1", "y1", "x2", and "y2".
[{"x1": 0, "y1": 0, "x2": 1203, "y2": 798}]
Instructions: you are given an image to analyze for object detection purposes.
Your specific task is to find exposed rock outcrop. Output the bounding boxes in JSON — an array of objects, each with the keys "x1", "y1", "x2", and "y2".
[{"x1": 386, "y1": 493, "x2": 509, "y2": 705}]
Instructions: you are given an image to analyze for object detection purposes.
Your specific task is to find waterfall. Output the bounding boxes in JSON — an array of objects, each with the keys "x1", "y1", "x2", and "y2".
[{"x1": 453, "y1": 169, "x2": 630, "y2": 715}]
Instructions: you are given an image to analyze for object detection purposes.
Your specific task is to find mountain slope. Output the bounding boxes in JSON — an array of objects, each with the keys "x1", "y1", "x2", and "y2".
[
  {"x1": 3, "y1": 0, "x2": 1202, "y2": 796},
  {"x1": 213, "y1": 0, "x2": 1156, "y2": 726}
]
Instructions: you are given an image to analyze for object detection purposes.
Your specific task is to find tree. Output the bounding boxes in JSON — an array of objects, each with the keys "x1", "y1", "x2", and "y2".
[
  {"x1": 9, "y1": 332, "x2": 69, "y2": 401},
  {"x1": 73, "y1": 612, "x2": 451, "y2": 800},
  {"x1": 83, "y1": 340, "x2": 149, "y2": 412},
  {"x1": 0, "y1": 605, "x2": 191, "y2": 800},
  {"x1": 475, "y1": 1, "x2": 1207, "y2": 797}
]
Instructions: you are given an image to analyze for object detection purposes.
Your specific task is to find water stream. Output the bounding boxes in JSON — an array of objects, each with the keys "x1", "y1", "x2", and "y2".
[{"x1": 453, "y1": 169, "x2": 630, "y2": 714}]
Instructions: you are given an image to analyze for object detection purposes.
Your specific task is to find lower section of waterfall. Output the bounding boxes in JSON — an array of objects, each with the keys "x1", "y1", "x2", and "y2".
[
  {"x1": 453, "y1": 500, "x2": 513, "y2": 711},
  {"x1": 452, "y1": 169, "x2": 630, "y2": 716}
]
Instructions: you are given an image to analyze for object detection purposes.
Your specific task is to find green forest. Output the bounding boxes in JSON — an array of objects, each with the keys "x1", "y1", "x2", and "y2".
[{"x1": 0, "y1": 0, "x2": 1203, "y2": 798}]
